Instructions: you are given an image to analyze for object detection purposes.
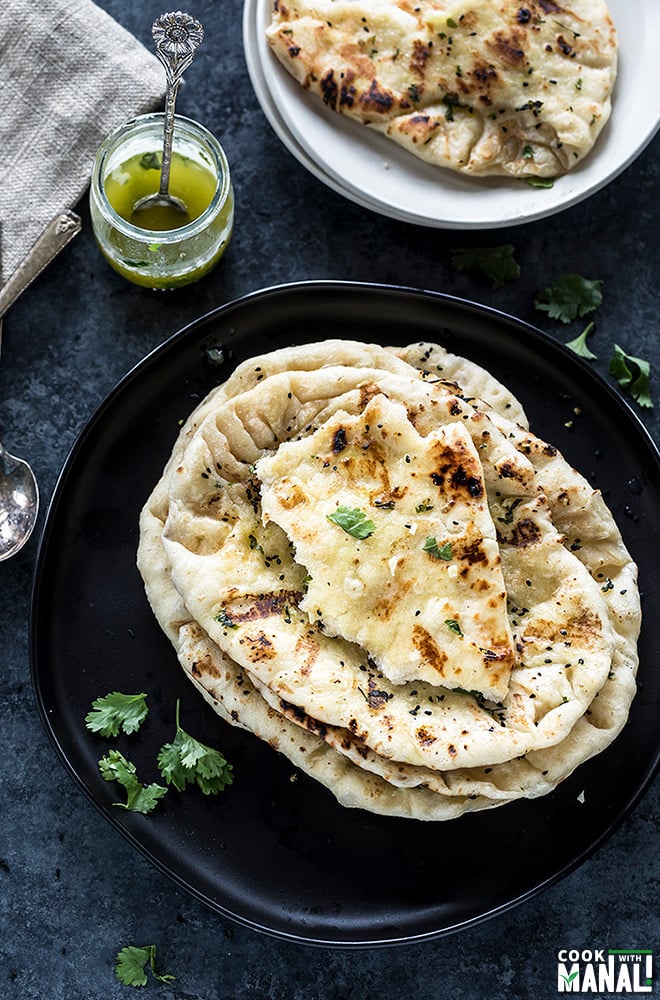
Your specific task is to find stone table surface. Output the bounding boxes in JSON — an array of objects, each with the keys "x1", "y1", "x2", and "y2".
[{"x1": 0, "y1": 2, "x2": 657, "y2": 998}]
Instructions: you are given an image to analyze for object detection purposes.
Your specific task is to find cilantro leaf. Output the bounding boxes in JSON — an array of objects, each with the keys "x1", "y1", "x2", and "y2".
[
  {"x1": 445, "y1": 618, "x2": 464, "y2": 636},
  {"x1": 115, "y1": 945, "x2": 174, "y2": 987},
  {"x1": 534, "y1": 274, "x2": 603, "y2": 324},
  {"x1": 423, "y1": 537, "x2": 453, "y2": 560},
  {"x1": 214, "y1": 608, "x2": 238, "y2": 629},
  {"x1": 450, "y1": 245, "x2": 520, "y2": 289},
  {"x1": 139, "y1": 152, "x2": 161, "y2": 171},
  {"x1": 98, "y1": 749, "x2": 168, "y2": 814},
  {"x1": 496, "y1": 497, "x2": 525, "y2": 525},
  {"x1": 565, "y1": 321, "x2": 597, "y2": 360},
  {"x1": 157, "y1": 701, "x2": 234, "y2": 794},
  {"x1": 525, "y1": 176, "x2": 554, "y2": 188},
  {"x1": 609, "y1": 344, "x2": 654, "y2": 408},
  {"x1": 85, "y1": 692, "x2": 149, "y2": 737},
  {"x1": 326, "y1": 505, "x2": 376, "y2": 539}
]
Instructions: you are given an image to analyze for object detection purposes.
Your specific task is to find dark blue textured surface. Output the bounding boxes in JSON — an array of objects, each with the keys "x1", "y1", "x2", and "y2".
[{"x1": 0, "y1": 2, "x2": 657, "y2": 997}]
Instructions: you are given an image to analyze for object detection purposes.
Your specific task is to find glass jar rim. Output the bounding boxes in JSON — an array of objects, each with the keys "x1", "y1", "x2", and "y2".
[{"x1": 90, "y1": 112, "x2": 231, "y2": 242}]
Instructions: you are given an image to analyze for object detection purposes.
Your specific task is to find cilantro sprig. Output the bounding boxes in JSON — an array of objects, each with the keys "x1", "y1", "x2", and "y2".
[
  {"x1": 98, "y1": 749, "x2": 168, "y2": 815},
  {"x1": 443, "y1": 247, "x2": 653, "y2": 413},
  {"x1": 115, "y1": 944, "x2": 174, "y2": 987},
  {"x1": 326, "y1": 505, "x2": 376, "y2": 539},
  {"x1": 565, "y1": 321, "x2": 597, "y2": 360},
  {"x1": 157, "y1": 701, "x2": 234, "y2": 794},
  {"x1": 423, "y1": 537, "x2": 453, "y2": 560},
  {"x1": 609, "y1": 345, "x2": 654, "y2": 408},
  {"x1": 534, "y1": 273, "x2": 603, "y2": 324},
  {"x1": 85, "y1": 692, "x2": 149, "y2": 737},
  {"x1": 450, "y1": 244, "x2": 520, "y2": 289},
  {"x1": 88, "y1": 690, "x2": 233, "y2": 810}
]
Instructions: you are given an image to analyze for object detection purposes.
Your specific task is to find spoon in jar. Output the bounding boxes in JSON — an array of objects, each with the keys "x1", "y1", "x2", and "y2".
[
  {"x1": 131, "y1": 11, "x2": 204, "y2": 227},
  {"x1": 0, "y1": 210, "x2": 80, "y2": 561}
]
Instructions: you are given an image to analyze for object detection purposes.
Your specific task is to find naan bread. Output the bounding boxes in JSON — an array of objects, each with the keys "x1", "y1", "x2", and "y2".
[
  {"x1": 177, "y1": 622, "x2": 504, "y2": 819},
  {"x1": 266, "y1": 0, "x2": 617, "y2": 177},
  {"x1": 397, "y1": 340, "x2": 640, "y2": 653},
  {"x1": 257, "y1": 395, "x2": 516, "y2": 698},
  {"x1": 397, "y1": 340, "x2": 641, "y2": 773},
  {"x1": 136, "y1": 337, "x2": 639, "y2": 820},
  {"x1": 161, "y1": 362, "x2": 615, "y2": 772},
  {"x1": 390, "y1": 340, "x2": 528, "y2": 428},
  {"x1": 139, "y1": 495, "x2": 635, "y2": 818}
]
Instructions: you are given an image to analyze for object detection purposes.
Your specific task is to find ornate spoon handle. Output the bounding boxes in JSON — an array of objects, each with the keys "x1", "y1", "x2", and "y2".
[
  {"x1": 0, "y1": 211, "x2": 81, "y2": 318},
  {"x1": 152, "y1": 11, "x2": 204, "y2": 198},
  {"x1": 0, "y1": 210, "x2": 81, "y2": 360}
]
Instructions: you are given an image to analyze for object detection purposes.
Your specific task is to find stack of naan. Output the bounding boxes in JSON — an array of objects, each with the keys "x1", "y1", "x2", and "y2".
[
  {"x1": 266, "y1": 0, "x2": 618, "y2": 178},
  {"x1": 137, "y1": 339, "x2": 639, "y2": 820}
]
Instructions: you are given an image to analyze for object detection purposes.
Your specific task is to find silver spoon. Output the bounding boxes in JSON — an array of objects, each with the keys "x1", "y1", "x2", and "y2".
[
  {"x1": 131, "y1": 11, "x2": 204, "y2": 225},
  {"x1": 0, "y1": 210, "x2": 81, "y2": 560},
  {"x1": 0, "y1": 443, "x2": 39, "y2": 560}
]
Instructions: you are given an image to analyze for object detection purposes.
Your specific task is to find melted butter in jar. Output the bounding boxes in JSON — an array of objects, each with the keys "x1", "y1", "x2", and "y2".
[
  {"x1": 104, "y1": 151, "x2": 217, "y2": 231},
  {"x1": 90, "y1": 113, "x2": 234, "y2": 289}
]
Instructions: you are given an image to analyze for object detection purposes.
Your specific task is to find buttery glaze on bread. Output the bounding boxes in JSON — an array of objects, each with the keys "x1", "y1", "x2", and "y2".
[{"x1": 266, "y1": 0, "x2": 618, "y2": 177}]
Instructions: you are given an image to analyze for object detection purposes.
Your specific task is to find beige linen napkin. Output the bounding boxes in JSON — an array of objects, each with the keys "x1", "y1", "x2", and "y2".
[{"x1": 0, "y1": 0, "x2": 165, "y2": 285}]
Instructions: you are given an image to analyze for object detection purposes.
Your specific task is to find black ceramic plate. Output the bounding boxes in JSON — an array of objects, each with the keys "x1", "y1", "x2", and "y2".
[{"x1": 31, "y1": 282, "x2": 659, "y2": 947}]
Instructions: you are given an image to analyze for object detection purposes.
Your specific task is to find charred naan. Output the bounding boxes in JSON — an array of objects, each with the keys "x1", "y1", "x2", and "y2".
[
  {"x1": 136, "y1": 338, "x2": 639, "y2": 820},
  {"x1": 161, "y1": 363, "x2": 614, "y2": 772},
  {"x1": 257, "y1": 395, "x2": 516, "y2": 698},
  {"x1": 266, "y1": 0, "x2": 617, "y2": 177}
]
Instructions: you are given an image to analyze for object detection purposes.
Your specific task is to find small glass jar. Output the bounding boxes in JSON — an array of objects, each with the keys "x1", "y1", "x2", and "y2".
[{"x1": 90, "y1": 113, "x2": 234, "y2": 289}]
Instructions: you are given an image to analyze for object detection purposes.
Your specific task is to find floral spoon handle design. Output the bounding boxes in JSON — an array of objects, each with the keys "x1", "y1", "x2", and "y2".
[{"x1": 152, "y1": 11, "x2": 204, "y2": 199}]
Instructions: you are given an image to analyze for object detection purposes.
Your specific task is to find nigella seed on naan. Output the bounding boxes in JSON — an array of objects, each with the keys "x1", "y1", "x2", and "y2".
[{"x1": 266, "y1": 0, "x2": 618, "y2": 178}]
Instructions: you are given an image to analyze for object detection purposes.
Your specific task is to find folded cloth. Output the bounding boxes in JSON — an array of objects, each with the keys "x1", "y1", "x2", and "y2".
[{"x1": 0, "y1": 0, "x2": 165, "y2": 285}]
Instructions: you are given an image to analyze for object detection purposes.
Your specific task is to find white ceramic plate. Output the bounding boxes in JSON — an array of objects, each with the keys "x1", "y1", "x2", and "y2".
[{"x1": 245, "y1": 0, "x2": 660, "y2": 228}]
